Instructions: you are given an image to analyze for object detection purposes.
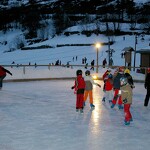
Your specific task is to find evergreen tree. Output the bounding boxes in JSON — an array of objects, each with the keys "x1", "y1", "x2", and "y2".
[{"x1": 21, "y1": 0, "x2": 42, "y2": 38}]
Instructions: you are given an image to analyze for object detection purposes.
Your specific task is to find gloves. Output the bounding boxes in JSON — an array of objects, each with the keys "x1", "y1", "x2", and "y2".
[
  {"x1": 10, "y1": 73, "x2": 12, "y2": 76},
  {"x1": 71, "y1": 86, "x2": 75, "y2": 89},
  {"x1": 131, "y1": 85, "x2": 135, "y2": 88},
  {"x1": 123, "y1": 98, "x2": 127, "y2": 104},
  {"x1": 103, "y1": 89, "x2": 106, "y2": 92}
]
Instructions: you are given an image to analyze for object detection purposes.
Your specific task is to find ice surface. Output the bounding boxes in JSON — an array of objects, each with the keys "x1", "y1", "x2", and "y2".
[{"x1": 0, "y1": 80, "x2": 149, "y2": 150}]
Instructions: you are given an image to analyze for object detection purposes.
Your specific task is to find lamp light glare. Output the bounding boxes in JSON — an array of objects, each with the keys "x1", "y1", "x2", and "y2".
[{"x1": 95, "y1": 43, "x2": 101, "y2": 49}]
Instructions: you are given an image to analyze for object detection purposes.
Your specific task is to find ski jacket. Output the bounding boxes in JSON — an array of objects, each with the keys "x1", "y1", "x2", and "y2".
[
  {"x1": 84, "y1": 75, "x2": 96, "y2": 91},
  {"x1": 73, "y1": 75, "x2": 85, "y2": 94},
  {"x1": 0, "y1": 66, "x2": 6, "y2": 76},
  {"x1": 102, "y1": 70, "x2": 109, "y2": 81},
  {"x1": 120, "y1": 84, "x2": 132, "y2": 104},
  {"x1": 105, "y1": 78, "x2": 113, "y2": 91},
  {"x1": 0, "y1": 66, "x2": 12, "y2": 77},
  {"x1": 113, "y1": 73, "x2": 125, "y2": 89}
]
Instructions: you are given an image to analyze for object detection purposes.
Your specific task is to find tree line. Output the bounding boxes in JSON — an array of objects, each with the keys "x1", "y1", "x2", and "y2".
[{"x1": 0, "y1": 0, "x2": 149, "y2": 39}]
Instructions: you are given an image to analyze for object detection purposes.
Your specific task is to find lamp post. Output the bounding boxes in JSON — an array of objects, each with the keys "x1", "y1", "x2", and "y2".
[
  {"x1": 95, "y1": 43, "x2": 101, "y2": 73},
  {"x1": 133, "y1": 33, "x2": 138, "y2": 71}
]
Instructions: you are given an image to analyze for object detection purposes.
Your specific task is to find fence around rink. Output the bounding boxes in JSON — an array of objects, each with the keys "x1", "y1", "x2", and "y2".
[{"x1": 2, "y1": 64, "x2": 148, "y2": 82}]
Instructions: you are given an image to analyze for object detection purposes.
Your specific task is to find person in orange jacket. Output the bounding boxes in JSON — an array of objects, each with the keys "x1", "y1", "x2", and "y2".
[
  {"x1": 0, "y1": 65, "x2": 12, "y2": 89},
  {"x1": 84, "y1": 70, "x2": 101, "y2": 109},
  {"x1": 71, "y1": 70, "x2": 85, "y2": 113}
]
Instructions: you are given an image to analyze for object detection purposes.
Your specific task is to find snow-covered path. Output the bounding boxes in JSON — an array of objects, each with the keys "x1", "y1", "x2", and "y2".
[{"x1": 0, "y1": 80, "x2": 149, "y2": 150}]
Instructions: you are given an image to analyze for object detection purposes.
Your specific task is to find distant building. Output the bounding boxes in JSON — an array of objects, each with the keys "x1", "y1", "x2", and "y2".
[{"x1": 136, "y1": 47, "x2": 150, "y2": 73}]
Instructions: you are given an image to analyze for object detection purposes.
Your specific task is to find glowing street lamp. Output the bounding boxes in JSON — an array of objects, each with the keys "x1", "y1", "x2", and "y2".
[{"x1": 95, "y1": 43, "x2": 101, "y2": 73}]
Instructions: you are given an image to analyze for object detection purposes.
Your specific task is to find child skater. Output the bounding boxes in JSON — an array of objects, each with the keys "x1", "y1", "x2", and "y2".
[
  {"x1": 102, "y1": 73, "x2": 113, "y2": 103},
  {"x1": 111, "y1": 66, "x2": 125, "y2": 109},
  {"x1": 71, "y1": 70, "x2": 85, "y2": 113},
  {"x1": 119, "y1": 77, "x2": 133, "y2": 125},
  {"x1": 102, "y1": 69, "x2": 111, "y2": 93},
  {"x1": 84, "y1": 70, "x2": 101, "y2": 109}
]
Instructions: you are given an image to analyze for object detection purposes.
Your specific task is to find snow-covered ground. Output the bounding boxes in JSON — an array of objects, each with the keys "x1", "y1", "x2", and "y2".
[
  {"x1": 0, "y1": 80, "x2": 149, "y2": 150},
  {"x1": 0, "y1": 30, "x2": 149, "y2": 82}
]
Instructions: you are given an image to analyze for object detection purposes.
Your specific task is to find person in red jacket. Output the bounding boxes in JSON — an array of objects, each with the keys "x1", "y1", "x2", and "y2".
[
  {"x1": 102, "y1": 72, "x2": 113, "y2": 103},
  {"x1": 71, "y1": 70, "x2": 85, "y2": 113},
  {"x1": 102, "y1": 70, "x2": 111, "y2": 92},
  {"x1": 0, "y1": 65, "x2": 12, "y2": 89}
]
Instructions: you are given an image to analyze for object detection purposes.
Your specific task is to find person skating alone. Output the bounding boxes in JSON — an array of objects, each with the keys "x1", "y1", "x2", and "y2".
[
  {"x1": 71, "y1": 70, "x2": 85, "y2": 113},
  {"x1": 119, "y1": 77, "x2": 133, "y2": 125},
  {"x1": 0, "y1": 65, "x2": 12, "y2": 89},
  {"x1": 144, "y1": 68, "x2": 150, "y2": 107},
  {"x1": 84, "y1": 70, "x2": 101, "y2": 109}
]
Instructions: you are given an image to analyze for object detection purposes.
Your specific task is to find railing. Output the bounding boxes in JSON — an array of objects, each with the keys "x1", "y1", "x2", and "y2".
[{"x1": 2, "y1": 64, "x2": 149, "y2": 76}]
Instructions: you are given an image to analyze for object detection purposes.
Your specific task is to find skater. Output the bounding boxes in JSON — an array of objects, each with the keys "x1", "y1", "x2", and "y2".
[
  {"x1": 0, "y1": 65, "x2": 12, "y2": 89},
  {"x1": 84, "y1": 70, "x2": 101, "y2": 108},
  {"x1": 102, "y1": 58, "x2": 107, "y2": 68},
  {"x1": 144, "y1": 68, "x2": 150, "y2": 107},
  {"x1": 102, "y1": 69, "x2": 111, "y2": 98},
  {"x1": 109, "y1": 57, "x2": 114, "y2": 67},
  {"x1": 71, "y1": 70, "x2": 85, "y2": 113},
  {"x1": 111, "y1": 66, "x2": 125, "y2": 109},
  {"x1": 102, "y1": 72, "x2": 113, "y2": 103},
  {"x1": 119, "y1": 77, "x2": 133, "y2": 125}
]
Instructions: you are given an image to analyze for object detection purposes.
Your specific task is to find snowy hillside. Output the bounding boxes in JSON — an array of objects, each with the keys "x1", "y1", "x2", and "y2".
[
  {"x1": 0, "y1": 26, "x2": 149, "y2": 81},
  {"x1": 0, "y1": 0, "x2": 149, "y2": 81}
]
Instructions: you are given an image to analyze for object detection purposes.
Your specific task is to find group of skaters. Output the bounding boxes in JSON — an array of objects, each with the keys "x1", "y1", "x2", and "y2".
[
  {"x1": 0, "y1": 64, "x2": 150, "y2": 126},
  {"x1": 71, "y1": 66, "x2": 150, "y2": 126}
]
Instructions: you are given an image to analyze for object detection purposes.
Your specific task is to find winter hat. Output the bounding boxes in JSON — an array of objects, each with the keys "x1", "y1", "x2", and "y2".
[
  {"x1": 124, "y1": 68, "x2": 130, "y2": 74},
  {"x1": 76, "y1": 70, "x2": 82, "y2": 76}
]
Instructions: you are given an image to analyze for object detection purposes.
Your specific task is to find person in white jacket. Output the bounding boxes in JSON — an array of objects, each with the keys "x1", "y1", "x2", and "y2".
[{"x1": 84, "y1": 70, "x2": 101, "y2": 108}]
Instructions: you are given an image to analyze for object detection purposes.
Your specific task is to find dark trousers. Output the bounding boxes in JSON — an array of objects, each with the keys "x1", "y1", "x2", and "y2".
[
  {"x1": 0, "y1": 75, "x2": 6, "y2": 88},
  {"x1": 144, "y1": 89, "x2": 150, "y2": 106}
]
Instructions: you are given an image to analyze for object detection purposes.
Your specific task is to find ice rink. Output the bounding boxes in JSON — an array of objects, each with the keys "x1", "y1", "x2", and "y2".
[{"x1": 0, "y1": 80, "x2": 150, "y2": 150}]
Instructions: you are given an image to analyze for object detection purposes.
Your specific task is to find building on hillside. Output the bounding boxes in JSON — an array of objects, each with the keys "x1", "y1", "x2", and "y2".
[
  {"x1": 136, "y1": 47, "x2": 150, "y2": 74},
  {"x1": 122, "y1": 46, "x2": 134, "y2": 70}
]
